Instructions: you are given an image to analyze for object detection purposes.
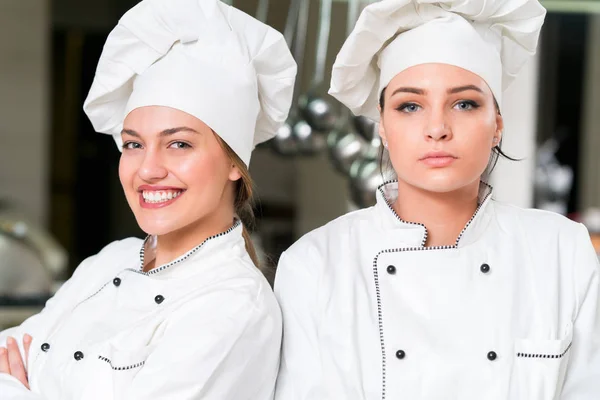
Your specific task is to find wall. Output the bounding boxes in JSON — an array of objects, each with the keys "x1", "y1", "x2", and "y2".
[
  {"x1": 0, "y1": 0, "x2": 50, "y2": 226},
  {"x1": 579, "y1": 15, "x2": 600, "y2": 211}
]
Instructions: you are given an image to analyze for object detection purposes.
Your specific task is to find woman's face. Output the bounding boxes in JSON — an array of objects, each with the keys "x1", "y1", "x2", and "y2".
[
  {"x1": 379, "y1": 63, "x2": 503, "y2": 193},
  {"x1": 119, "y1": 106, "x2": 241, "y2": 236}
]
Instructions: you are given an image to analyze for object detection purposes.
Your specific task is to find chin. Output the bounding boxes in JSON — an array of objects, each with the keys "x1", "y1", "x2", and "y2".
[
  {"x1": 404, "y1": 173, "x2": 479, "y2": 194},
  {"x1": 135, "y1": 218, "x2": 183, "y2": 237}
]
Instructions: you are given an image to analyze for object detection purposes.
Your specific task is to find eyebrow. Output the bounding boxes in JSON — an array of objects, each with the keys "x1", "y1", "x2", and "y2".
[
  {"x1": 390, "y1": 84, "x2": 484, "y2": 97},
  {"x1": 447, "y1": 85, "x2": 484, "y2": 94},
  {"x1": 391, "y1": 87, "x2": 425, "y2": 96},
  {"x1": 121, "y1": 127, "x2": 199, "y2": 137}
]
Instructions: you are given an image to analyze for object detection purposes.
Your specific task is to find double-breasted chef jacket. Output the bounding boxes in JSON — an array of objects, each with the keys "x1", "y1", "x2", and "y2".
[
  {"x1": 274, "y1": 181, "x2": 600, "y2": 400},
  {"x1": 0, "y1": 220, "x2": 281, "y2": 399}
]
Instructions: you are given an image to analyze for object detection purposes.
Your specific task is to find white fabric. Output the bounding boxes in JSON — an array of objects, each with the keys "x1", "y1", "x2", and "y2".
[
  {"x1": 329, "y1": 0, "x2": 546, "y2": 121},
  {"x1": 274, "y1": 181, "x2": 600, "y2": 399},
  {"x1": 0, "y1": 224, "x2": 281, "y2": 399},
  {"x1": 83, "y1": 0, "x2": 297, "y2": 166}
]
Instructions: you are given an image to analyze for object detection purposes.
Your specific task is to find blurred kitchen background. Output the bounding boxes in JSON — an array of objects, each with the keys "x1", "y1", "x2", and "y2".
[{"x1": 1, "y1": 0, "x2": 600, "y2": 328}]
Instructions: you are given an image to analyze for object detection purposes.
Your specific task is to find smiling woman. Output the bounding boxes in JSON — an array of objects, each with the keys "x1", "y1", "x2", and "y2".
[
  {"x1": 119, "y1": 106, "x2": 261, "y2": 269},
  {"x1": 0, "y1": 0, "x2": 296, "y2": 399}
]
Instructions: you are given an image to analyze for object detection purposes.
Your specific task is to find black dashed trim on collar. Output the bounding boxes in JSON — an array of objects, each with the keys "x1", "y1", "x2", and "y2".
[
  {"x1": 139, "y1": 219, "x2": 242, "y2": 275},
  {"x1": 376, "y1": 180, "x2": 493, "y2": 248},
  {"x1": 74, "y1": 281, "x2": 111, "y2": 309}
]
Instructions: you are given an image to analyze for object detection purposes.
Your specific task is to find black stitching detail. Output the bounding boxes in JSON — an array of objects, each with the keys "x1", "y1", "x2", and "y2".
[
  {"x1": 372, "y1": 180, "x2": 493, "y2": 400},
  {"x1": 517, "y1": 343, "x2": 572, "y2": 359},
  {"x1": 73, "y1": 281, "x2": 111, "y2": 309},
  {"x1": 139, "y1": 219, "x2": 241, "y2": 275},
  {"x1": 377, "y1": 180, "x2": 493, "y2": 248},
  {"x1": 98, "y1": 355, "x2": 146, "y2": 371},
  {"x1": 372, "y1": 254, "x2": 387, "y2": 399}
]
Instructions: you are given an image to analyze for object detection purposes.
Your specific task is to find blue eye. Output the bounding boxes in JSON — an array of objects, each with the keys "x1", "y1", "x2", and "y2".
[
  {"x1": 122, "y1": 142, "x2": 142, "y2": 150},
  {"x1": 169, "y1": 141, "x2": 191, "y2": 149},
  {"x1": 397, "y1": 103, "x2": 421, "y2": 113},
  {"x1": 454, "y1": 100, "x2": 479, "y2": 111}
]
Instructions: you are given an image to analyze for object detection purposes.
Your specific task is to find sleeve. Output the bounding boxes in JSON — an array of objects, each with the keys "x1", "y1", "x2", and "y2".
[
  {"x1": 0, "y1": 253, "x2": 98, "y2": 347},
  {"x1": 0, "y1": 238, "x2": 136, "y2": 349},
  {"x1": 560, "y1": 223, "x2": 600, "y2": 398},
  {"x1": 0, "y1": 253, "x2": 100, "y2": 399},
  {"x1": 0, "y1": 374, "x2": 45, "y2": 399},
  {"x1": 273, "y1": 251, "x2": 325, "y2": 400},
  {"x1": 122, "y1": 284, "x2": 282, "y2": 400}
]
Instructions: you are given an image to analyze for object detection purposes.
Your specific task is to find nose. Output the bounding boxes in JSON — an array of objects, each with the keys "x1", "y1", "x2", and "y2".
[
  {"x1": 426, "y1": 109, "x2": 452, "y2": 141},
  {"x1": 138, "y1": 148, "x2": 168, "y2": 182}
]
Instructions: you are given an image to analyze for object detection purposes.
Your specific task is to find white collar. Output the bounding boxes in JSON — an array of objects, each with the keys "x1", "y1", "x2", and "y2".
[
  {"x1": 374, "y1": 181, "x2": 494, "y2": 249},
  {"x1": 139, "y1": 219, "x2": 245, "y2": 276}
]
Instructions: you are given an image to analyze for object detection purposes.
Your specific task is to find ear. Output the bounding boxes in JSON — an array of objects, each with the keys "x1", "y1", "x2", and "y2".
[
  {"x1": 378, "y1": 107, "x2": 388, "y2": 146},
  {"x1": 494, "y1": 113, "x2": 504, "y2": 146},
  {"x1": 228, "y1": 164, "x2": 242, "y2": 182},
  {"x1": 379, "y1": 123, "x2": 388, "y2": 149}
]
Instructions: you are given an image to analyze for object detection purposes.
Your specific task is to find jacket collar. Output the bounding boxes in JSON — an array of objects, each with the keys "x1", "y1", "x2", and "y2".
[
  {"x1": 374, "y1": 181, "x2": 494, "y2": 249},
  {"x1": 138, "y1": 219, "x2": 246, "y2": 277}
]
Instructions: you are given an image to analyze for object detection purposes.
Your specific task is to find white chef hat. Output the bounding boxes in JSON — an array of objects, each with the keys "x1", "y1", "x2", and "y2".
[
  {"x1": 329, "y1": 0, "x2": 546, "y2": 121},
  {"x1": 83, "y1": 0, "x2": 297, "y2": 166}
]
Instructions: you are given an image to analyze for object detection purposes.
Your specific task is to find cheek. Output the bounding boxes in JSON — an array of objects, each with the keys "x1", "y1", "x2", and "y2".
[
  {"x1": 384, "y1": 116, "x2": 423, "y2": 159},
  {"x1": 175, "y1": 152, "x2": 230, "y2": 188},
  {"x1": 456, "y1": 116, "x2": 496, "y2": 168},
  {"x1": 118, "y1": 155, "x2": 136, "y2": 191}
]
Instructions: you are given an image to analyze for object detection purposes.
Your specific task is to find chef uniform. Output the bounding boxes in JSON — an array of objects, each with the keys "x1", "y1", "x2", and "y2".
[
  {"x1": 0, "y1": 0, "x2": 296, "y2": 399},
  {"x1": 274, "y1": 1, "x2": 600, "y2": 399}
]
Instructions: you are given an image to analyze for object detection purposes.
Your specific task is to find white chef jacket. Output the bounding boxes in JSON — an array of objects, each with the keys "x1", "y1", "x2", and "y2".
[
  {"x1": 274, "y1": 182, "x2": 600, "y2": 400},
  {"x1": 0, "y1": 220, "x2": 281, "y2": 400}
]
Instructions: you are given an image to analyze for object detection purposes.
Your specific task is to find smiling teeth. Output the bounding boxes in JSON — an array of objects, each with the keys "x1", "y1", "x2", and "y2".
[{"x1": 142, "y1": 190, "x2": 183, "y2": 203}]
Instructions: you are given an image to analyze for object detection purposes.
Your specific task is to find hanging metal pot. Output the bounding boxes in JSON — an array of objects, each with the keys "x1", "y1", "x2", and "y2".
[
  {"x1": 348, "y1": 158, "x2": 385, "y2": 208},
  {"x1": 327, "y1": 108, "x2": 367, "y2": 174},
  {"x1": 353, "y1": 115, "x2": 378, "y2": 142},
  {"x1": 272, "y1": 120, "x2": 299, "y2": 155}
]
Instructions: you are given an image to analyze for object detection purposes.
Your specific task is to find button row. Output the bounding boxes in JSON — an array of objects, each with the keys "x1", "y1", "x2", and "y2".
[
  {"x1": 386, "y1": 263, "x2": 492, "y2": 275},
  {"x1": 112, "y1": 276, "x2": 165, "y2": 304},
  {"x1": 395, "y1": 349, "x2": 499, "y2": 361},
  {"x1": 40, "y1": 345, "x2": 87, "y2": 363}
]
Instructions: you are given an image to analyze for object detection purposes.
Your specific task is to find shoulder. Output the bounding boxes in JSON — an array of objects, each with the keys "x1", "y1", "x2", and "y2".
[
  {"x1": 275, "y1": 207, "x2": 374, "y2": 288},
  {"x1": 195, "y1": 254, "x2": 279, "y2": 315},
  {"x1": 492, "y1": 200, "x2": 583, "y2": 239},
  {"x1": 70, "y1": 237, "x2": 144, "y2": 281},
  {"x1": 174, "y1": 261, "x2": 280, "y2": 333},
  {"x1": 492, "y1": 201, "x2": 597, "y2": 279},
  {"x1": 284, "y1": 207, "x2": 374, "y2": 261}
]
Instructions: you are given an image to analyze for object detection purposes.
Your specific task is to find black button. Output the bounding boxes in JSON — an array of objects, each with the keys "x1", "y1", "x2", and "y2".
[
  {"x1": 113, "y1": 277, "x2": 121, "y2": 287},
  {"x1": 480, "y1": 264, "x2": 491, "y2": 274},
  {"x1": 387, "y1": 265, "x2": 397, "y2": 275},
  {"x1": 154, "y1": 295, "x2": 165, "y2": 304},
  {"x1": 74, "y1": 351, "x2": 84, "y2": 361},
  {"x1": 487, "y1": 351, "x2": 497, "y2": 361},
  {"x1": 395, "y1": 350, "x2": 406, "y2": 360},
  {"x1": 41, "y1": 343, "x2": 50, "y2": 352}
]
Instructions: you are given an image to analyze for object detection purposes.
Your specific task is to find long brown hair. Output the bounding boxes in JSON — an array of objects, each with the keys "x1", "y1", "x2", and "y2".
[{"x1": 216, "y1": 137, "x2": 260, "y2": 269}]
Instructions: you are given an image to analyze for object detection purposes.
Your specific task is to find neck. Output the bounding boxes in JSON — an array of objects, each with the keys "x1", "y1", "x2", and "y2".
[
  {"x1": 144, "y1": 208, "x2": 235, "y2": 272},
  {"x1": 392, "y1": 180, "x2": 481, "y2": 247}
]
